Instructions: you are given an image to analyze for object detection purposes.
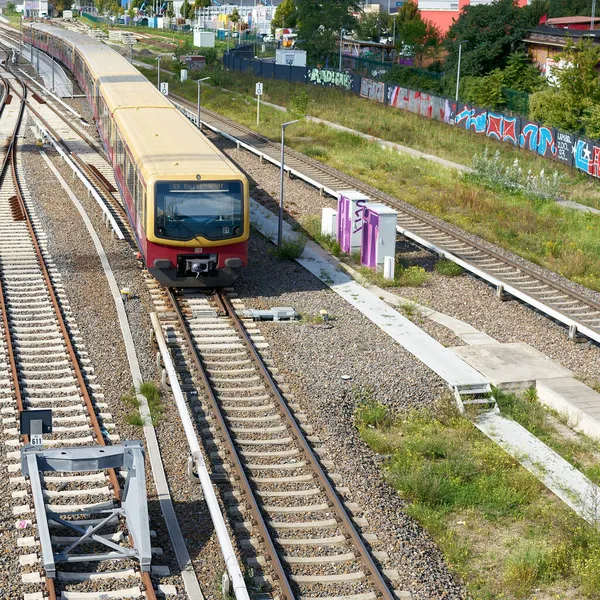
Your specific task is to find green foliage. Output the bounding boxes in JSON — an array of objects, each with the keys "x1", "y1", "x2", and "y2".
[
  {"x1": 271, "y1": 0, "x2": 297, "y2": 33},
  {"x1": 201, "y1": 47, "x2": 218, "y2": 66},
  {"x1": 126, "y1": 414, "x2": 145, "y2": 427},
  {"x1": 295, "y1": 0, "x2": 360, "y2": 64},
  {"x1": 504, "y1": 543, "x2": 551, "y2": 597},
  {"x1": 180, "y1": 0, "x2": 191, "y2": 19},
  {"x1": 229, "y1": 7, "x2": 240, "y2": 24},
  {"x1": 462, "y1": 71, "x2": 506, "y2": 109},
  {"x1": 122, "y1": 382, "x2": 163, "y2": 427},
  {"x1": 397, "y1": 265, "x2": 429, "y2": 287},
  {"x1": 289, "y1": 90, "x2": 309, "y2": 118},
  {"x1": 394, "y1": 0, "x2": 440, "y2": 65},
  {"x1": 271, "y1": 236, "x2": 307, "y2": 259},
  {"x1": 381, "y1": 65, "x2": 444, "y2": 95},
  {"x1": 355, "y1": 399, "x2": 393, "y2": 430},
  {"x1": 434, "y1": 259, "x2": 463, "y2": 277},
  {"x1": 6, "y1": 2, "x2": 16, "y2": 12},
  {"x1": 354, "y1": 12, "x2": 393, "y2": 43},
  {"x1": 470, "y1": 148, "x2": 563, "y2": 200},
  {"x1": 502, "y1": 52, "x2": 547, "y2": 94},
  {"x1": 193, "y1": 0, "x2": 211, "y2": 9},
  {"x1": 530, "y1": 39, "x2": 600, "y2": 137},
  {"x1": 444, "y1": 0, "x2": 542, "y2": 80}
]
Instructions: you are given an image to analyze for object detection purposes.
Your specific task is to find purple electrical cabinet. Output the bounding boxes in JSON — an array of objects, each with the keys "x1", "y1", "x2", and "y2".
[
  {"x1": 337, "y1": 190, "x2": 369, "y2": 254},
  {"x1": 360, "y1": 203, "x2": 398, "y2": 269}
]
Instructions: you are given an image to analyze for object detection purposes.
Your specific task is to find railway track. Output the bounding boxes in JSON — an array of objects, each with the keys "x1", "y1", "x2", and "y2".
[
  {"x1": 147, "y1": 282, "x2": 408, "y2": 600},
  {"x1": 171, "y1": 94, "x2": 600, "y2": 346},
  {"x1": 0, "y1": 68, "x2": 163, "y2": 600}
]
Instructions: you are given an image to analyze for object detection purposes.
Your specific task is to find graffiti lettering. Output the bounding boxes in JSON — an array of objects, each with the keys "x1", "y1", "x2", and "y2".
[
  {"x1": 360, "y1": 78, "x2": 385, "y2": 103},
  {"x1": 352, "y1": 199, "x2": 367, "y2": 234},
  {"x1": 307, "y1": 68, "x2": 352, "y2": 90},
  {"x1": 485, "y1": 113, "x2": 518, "y2": 145},
  {"x1": 537, "y1": 126, "x2": 557, "y2": 158},
  {"x1": 556, "y1": 131, "x2": 574, "y2": 166},
  {"x1": 575, "y1": 139, "x2": 591, "y2": 173},
  {"x1": 519, "y1": 122, "x2": 539, "y2": 152},
  {"x1": 456, "y1": 106, "x2": 487, "y2": 133}
]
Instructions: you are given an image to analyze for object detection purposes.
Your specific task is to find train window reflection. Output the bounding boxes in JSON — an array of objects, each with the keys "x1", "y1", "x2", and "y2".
[{"x1": 155, "y1": 180, "x2": 243, "y2": 241}]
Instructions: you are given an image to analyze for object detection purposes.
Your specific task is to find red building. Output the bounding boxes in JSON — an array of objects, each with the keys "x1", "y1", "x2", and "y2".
[{"x1": 418, "y1": 0, "x2": 529, "y2": 35}]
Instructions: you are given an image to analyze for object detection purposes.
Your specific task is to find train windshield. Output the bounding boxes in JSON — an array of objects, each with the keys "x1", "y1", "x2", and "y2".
[{"x1": 155, "y1": 180, "x2": 243, "y2": 241}]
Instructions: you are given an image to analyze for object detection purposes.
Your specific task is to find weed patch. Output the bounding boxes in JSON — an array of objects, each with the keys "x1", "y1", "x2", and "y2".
[
  {"x1": 270, "y1": 236, "x2": 306, "y2": 260},
  {"x1": 434, "y1": 259, "x2": 464, "y2": 277},
  {"x1": 121, "y1": 381, "x2": 164, "y2": 427},
  {"x1": 354, "y1": 395, "x2": 600, "y2": 599}
]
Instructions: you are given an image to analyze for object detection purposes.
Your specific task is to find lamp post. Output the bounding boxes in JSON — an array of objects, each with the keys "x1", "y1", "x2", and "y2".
[
  {"x1": 339, "y1": 27, "x2": 345, "y2": 71},
  {"x1": 455, "y1": 40, "x2": 468, "y2": 102},
  {"x1": 592, "y1": 0, "x2": 597, "y2": 30},
  {"x1": 278, "y1": 119, "x2": 299, "y2": 248},
  {"x1": 19, "y1": 15, "x2": 22, "y2": 59},
  {"x1": 196, "y1": 76, "x2": 210, "y2": 128}
]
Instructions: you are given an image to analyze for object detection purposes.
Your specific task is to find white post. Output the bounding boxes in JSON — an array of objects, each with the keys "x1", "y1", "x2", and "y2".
[
  {"x1": 593, "y1": 0, "x2": 597, "y2": 30},
  {"x1": 256, "y1": 93, "x2": 260, "y2": 125},
  {"x1": 384, "y1": 256, "x2": 395, "y2": 281}
]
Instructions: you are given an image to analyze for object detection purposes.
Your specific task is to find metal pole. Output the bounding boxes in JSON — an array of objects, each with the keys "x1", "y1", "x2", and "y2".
[
  {"x1": 592, "y1": 0, "x2": 597, "y2": 30},
  {"x1": 278, "y1": 120, "x2": 298, "y2": 247},
  {"x1": 31, "y1": 28, "x2": 34, "y2": 63},
  {"x1": 157, "y1": 56, "x2": 161, "y2": 90},
  {"x1": 278, "y1": 125, "x2": 285, "y2": 248},
  {"x1": 19, "y1": 16, "x2": 22, "y2": 58},
  {"x1": 339, "y1": 27, "x2": 344, "y2": 71},
  {"x1": 197, "y1": 79, "x2": 201, "y2": 127},
  {"x1": 51, "y1": 52, "x2": 55, "y2": 91},
  {"x1": 256, "y1": 93, "x2": 260, "y2": 126},
  {"x1": 455, "y1": 41, "x2": 462, "y2": 102},
  {"x1": 393, "y1": 16, "x2": 396, "y2": 46}
]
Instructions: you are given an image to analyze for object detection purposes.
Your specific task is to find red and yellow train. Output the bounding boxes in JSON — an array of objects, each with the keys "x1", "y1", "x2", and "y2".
[{"x1": 25, "y1": 23, "x2": 249, "y2": 287}]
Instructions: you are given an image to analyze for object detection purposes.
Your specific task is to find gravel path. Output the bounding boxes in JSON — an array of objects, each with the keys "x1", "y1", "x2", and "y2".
[{"x1": 210, "y1": 133, "x2": 600, "y2": 383}]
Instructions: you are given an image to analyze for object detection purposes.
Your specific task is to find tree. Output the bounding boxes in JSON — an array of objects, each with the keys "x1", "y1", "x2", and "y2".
[
  {"x1": 271, "y1": 0, "x2": 297, "y2": 33},
  {"x1": 529, "y1": 39, "x2": 600, "y2": 135},
  {"x1": 229, "y1": 7, "x2": 240, "y2": 24},
  {"x1": 295, "y1": 0, "x2": 361, "y2": 64},
  {"x1": 444, "y1": 0, "x2": 541, "y2": 80},
  {"x1": 180, "y1": 0, "x2": 190, "y2": 19},
  {"x1": 194, "y1": 0, "x2": 211, "y2": 9},
  {"x1": 354, "y1": 12, "x2": 392, "y2": 43}
]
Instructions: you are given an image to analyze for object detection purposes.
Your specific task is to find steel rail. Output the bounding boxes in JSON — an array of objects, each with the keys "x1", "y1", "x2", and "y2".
[
  {"x1": 1, "y1": 71, "x2": 158, "y2": 600},
  {"x1": 217, "y1": 292, "x2": 395, "y2": 600},
  {"x1": 169, "y1": 288, "x2": 395, "y2": 600},
  {"x1": 166, "y1": 288, "x2": 297, "y2": 600},
  {"x1": 171, "y1": 93, "x2": 600, "y2": 345}
]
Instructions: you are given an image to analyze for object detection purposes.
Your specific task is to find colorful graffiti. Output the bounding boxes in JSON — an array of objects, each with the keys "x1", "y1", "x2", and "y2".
[
  {"x1": 455, "y1": 105, "x2": 488, "y2": 134},
  {"x1": 387, "y1": 86, "x2": 446, "y2": 120},
  {"x1": 486, "y1": 113, "x2": 518, "y2": 145},
  {"x1": 360, "y1": 78, "x2": 385, "y2": 103},
  {"x1": 307, "y1": 68, "x2": 352, "y2": 90}
]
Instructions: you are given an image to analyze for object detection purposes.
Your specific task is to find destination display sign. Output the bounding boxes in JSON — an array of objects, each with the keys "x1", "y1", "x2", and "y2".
[{"x1": 168, "y1": 182, "x2": 228, "y2": 192}]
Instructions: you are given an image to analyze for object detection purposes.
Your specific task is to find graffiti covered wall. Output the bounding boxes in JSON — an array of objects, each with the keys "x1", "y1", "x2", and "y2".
[
  {"x1": 225, "y1": 54, "x2": 600, "y2": 182},
  {"x1": 307, "y1": 68, "x2": 353, "y2": 90}
]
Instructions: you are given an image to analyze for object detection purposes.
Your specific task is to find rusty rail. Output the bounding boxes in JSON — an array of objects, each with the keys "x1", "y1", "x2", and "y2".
[{"x1": 0, "y1": 70, "x2": 157, "y2": 600}]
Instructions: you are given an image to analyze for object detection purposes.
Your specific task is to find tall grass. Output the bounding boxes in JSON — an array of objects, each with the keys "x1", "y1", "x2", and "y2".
[{"x1": 354, "y1": 398, "x2": 600, "y2": 599}]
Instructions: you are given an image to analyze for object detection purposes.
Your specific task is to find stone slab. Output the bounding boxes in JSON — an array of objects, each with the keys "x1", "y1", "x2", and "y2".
[
  {"x1": 451, "y1": 342, "x2": 573, "y2": 392},
  {"x1": 537, "y1": 377, "x2": 600, "y2": 442}
]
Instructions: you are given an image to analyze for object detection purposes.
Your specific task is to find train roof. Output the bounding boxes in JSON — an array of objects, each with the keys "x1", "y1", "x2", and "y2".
[
  {"x1": 30, "y1": 23, "x2": 244, "y2": 185},
  {"x1": 113, "y1": 107, "x2": 241, "y2": 183},
  {"x1": 100, "y1": 72, "x2": 171, "y2": 111},
  {"x1": 28, "y1": 22, "x2": 97, "y2": 48}
]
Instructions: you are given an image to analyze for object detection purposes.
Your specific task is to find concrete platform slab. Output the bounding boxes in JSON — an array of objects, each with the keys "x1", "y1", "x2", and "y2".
[
  {"x1": 451, "y1": 342, "x2": 573, "y2": 392},
  {"x1": 537, "y1": 377, "x2": 600, "y2": 442}
]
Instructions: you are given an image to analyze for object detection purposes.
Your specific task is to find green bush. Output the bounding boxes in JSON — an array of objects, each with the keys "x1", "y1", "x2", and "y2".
[
  {"x1": 397, "y1": 265, "x2": 430, "y2": 287},
  {"x1": 355, "y1": 400, "x2": 392, "y2": 429},
  {"x1": 271, "y1": 236, "x2": 306, "y2": 259},
  {"x1": 434, "y1": 259, "x2": 464, "y2": 276}
]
